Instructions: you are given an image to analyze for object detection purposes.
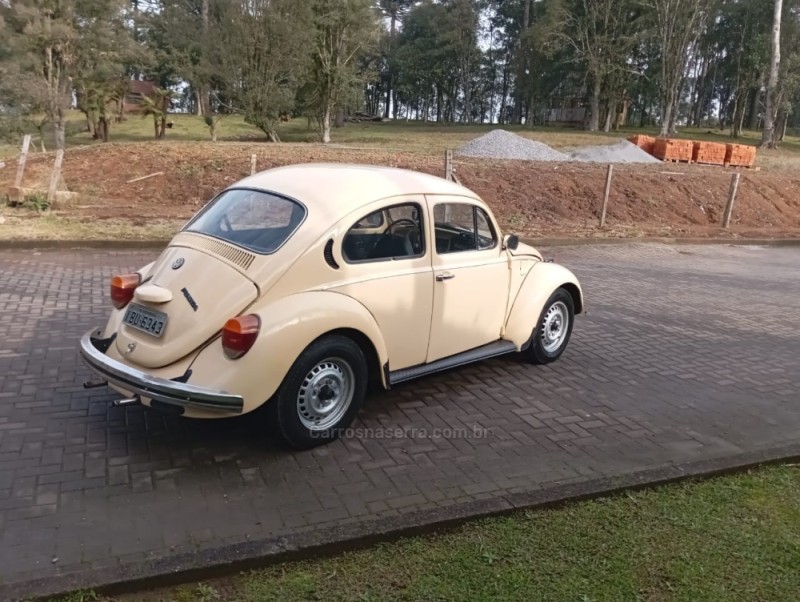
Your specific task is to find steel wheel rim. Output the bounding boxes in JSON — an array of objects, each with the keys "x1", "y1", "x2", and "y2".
[
  {"x1": 541, "y1": 301, "x2": 569, "y2": 353},
  {"x1": 297, "y1": 357, "x2": 355, "y2": 431}
]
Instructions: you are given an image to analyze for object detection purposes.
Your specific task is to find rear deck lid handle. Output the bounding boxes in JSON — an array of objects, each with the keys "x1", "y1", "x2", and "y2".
[{"x1": 133, "y1": 284, "x2": 173, "y2": 304}]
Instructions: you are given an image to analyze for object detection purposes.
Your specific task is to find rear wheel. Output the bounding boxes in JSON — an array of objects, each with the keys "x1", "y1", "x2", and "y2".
[
  {"x1": 267, "y1": 335, "x2": 367, "y2": 449},
  {"x1": 528, "y1": 289, "x2": 575, "y2": 364}
]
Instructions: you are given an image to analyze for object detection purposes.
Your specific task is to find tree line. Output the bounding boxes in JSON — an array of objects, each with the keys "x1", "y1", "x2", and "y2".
[{"x1": 0, "y1": 0, "x2": 796, "y2": 149}]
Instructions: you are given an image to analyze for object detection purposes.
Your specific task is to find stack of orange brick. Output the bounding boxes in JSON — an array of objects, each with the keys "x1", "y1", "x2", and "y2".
[
  {"x1": 652, "y1": 138, "x2": 693, "y2": 162},
  {"x1": 725, "y1": 144, "x2": 757, "y2": 167},
  {"x1": 692, "y1": 141, "x2": 727, "y2": 166},
  {"x1": 627, "y1": 134, "x2": 656, "y2": 156}
]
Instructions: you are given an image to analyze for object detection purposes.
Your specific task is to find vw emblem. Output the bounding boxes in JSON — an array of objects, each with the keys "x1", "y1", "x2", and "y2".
[{"x1": 172, "y1": 257, "x2": 185, "y2": 270}]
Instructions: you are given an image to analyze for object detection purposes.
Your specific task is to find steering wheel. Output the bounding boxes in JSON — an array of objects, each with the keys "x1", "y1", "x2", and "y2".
[{"x1": 386, "y1": 218, "x2": 417, "y2": 234}]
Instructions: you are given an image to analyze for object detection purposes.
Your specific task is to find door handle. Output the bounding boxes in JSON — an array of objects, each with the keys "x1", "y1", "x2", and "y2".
[{"x1": 436, "y1": 272, "x2": 455, "y2": 282}]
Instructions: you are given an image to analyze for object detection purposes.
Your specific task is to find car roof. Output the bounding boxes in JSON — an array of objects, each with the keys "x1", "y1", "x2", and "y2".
[{"x1": 231, "y1": 163, "x2": 480, "y2": 218}]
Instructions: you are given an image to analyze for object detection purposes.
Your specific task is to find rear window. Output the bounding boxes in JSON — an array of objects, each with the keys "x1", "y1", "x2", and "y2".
[{"x1": 184, "y1": 188, "x2": 306, "y2": 254}]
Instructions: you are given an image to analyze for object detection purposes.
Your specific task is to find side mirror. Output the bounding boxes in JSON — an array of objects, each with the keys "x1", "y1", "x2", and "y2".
[{"x1": 503, "y1": 234, "x2": 519, "y2": 251}]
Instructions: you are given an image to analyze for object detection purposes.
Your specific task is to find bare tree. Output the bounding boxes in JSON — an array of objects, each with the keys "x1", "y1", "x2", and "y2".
[
  {"x1": 645, "y1": 0, "x2": 712, "y2": 137},
  {"x1": 761, "y1": 0, "x2": 783, "y2": 148}
]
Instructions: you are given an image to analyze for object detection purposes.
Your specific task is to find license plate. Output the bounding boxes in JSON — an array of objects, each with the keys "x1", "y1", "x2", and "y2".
[{"x1": 123, "y1": 303, "x2": 168, "y2": 338}]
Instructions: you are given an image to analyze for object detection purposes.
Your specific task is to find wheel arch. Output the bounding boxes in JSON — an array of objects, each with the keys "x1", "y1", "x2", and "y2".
[
  {"x1": 504, "y1": 262, "x2": 583, "y2": 348},
  {"x1": 559, "y1": 282, "x2": 584, "y2": 315},
  {"x1": 311, "y1": 327, "x2": 386, "y2": 391}
]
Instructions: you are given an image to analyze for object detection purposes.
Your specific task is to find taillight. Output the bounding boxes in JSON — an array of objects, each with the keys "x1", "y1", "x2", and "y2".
[
  {"x1": 110, "y1": 273, "x2": 141, "y2": 309},
  {"x1": 222, "y1": 314, "x2": 260, "y2": 359}
]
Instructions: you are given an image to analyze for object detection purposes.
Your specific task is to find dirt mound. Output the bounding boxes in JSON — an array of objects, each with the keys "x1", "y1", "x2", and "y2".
[
  {"x1": 2, "y1": 142, "x2": 799, "y2": 239},
  {"x1": 456, "y1": 130, "x2": 568, "y2": 162}
]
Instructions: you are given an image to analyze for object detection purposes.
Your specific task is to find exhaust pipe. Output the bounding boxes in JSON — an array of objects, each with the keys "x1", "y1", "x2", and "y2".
[{"x1": 113, "y1": 396, "x2": 141, "y2": 407}]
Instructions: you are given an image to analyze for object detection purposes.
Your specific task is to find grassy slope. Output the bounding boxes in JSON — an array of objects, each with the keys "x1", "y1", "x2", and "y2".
[
  {"x1": 60, "y1": 466, "x2": 800, "y2": 602},
  {"x1": 4, "y1": 110, "x2": 800, "y2": 160}
]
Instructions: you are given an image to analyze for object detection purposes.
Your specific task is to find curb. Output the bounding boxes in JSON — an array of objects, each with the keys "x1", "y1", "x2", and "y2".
[
  {"x1": 524, "y1": 237, "x2": 800, "y2": 247},
  {"x1": 0, "y1": 239, "x2": 170, "y2": 250},
  {"x1": 1, "y1": 237, "x2": 800, "y2": 251},
  {"x1": 5, "y1": 440, "x2": 800, "y2": 601}
]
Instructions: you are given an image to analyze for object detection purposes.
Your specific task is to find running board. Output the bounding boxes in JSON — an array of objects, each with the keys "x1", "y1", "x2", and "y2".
[{"x1": 389, "y1": 340, "x2": 518, "y2": 386}]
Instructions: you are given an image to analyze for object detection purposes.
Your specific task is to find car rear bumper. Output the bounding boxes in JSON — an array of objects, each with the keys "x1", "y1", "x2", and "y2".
[{"x1": 79, "y1": 329, "x2": 244, "y2": 414}]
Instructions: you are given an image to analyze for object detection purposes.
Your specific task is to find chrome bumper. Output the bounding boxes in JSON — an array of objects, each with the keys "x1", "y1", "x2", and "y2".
[{"x1": 79, "y1": 329, "x2": 244, "y2": 414}]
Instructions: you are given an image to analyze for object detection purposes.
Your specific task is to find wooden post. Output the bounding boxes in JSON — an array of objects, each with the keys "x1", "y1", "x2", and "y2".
[
  {"x1": 47, "y1": 149, "x2": 64, "y2": 204},
  {"x1": 599, "y1": 164, "x2": 614, "y2": 228},
  {"x1": 444, "y1": 150, "x2": 453, "y2": 181},
  {"x1": 722, "y1": 172, "x2": 741, "y2": 229},
  {"x1": 14, "y1": 135, "x2": 31, "y2": 189},
  {"x1": 250, "y1": 154, "x2": 257, "y2": 175}
]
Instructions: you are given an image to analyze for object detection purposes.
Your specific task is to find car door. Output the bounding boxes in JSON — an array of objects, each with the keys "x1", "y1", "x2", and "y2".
[
  {"x1": 332, "y1": 200, "x2": 433, "y2": 370},
  {"x1": 425, "y1": 197, "x2": 510, "y2": 363}
]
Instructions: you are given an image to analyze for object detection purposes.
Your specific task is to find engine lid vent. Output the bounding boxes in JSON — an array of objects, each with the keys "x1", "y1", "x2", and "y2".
[{"x1": 184, "y1": 236, "x2": 256, "y2": 271}]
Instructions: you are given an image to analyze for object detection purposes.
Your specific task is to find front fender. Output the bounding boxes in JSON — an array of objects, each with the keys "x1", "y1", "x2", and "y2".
[
  {"x1": 187, "y1": 291, "x2": 389, "y2": 415},
  {"x1": 504, "y1": 262, "x2": 584, "y2": 348}
]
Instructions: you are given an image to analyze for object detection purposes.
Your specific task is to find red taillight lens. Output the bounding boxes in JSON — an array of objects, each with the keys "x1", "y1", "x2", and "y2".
[
  {"x1": 110, "y1": 273, "x2": 141, "y2": 309},
  {"x1": 222, "y1": 314, "x2": 260, "y2": 359}
]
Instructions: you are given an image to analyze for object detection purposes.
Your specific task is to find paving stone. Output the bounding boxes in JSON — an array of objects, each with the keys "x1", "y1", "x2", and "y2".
[{"x1": 0, "y1": 244, "x2": 800, "y2": 588}]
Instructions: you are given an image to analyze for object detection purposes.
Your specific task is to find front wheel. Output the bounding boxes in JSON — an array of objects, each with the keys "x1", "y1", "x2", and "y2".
[
  {"x1": 527, "y1": 289, "x2": 575, "y2": 365},
  {"x1": 267, "y1": 335, "x2": 368, "y2": 449}
]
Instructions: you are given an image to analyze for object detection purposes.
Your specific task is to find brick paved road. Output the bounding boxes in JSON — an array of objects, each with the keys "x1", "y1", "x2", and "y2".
[{"x1": 1, "y1": 244, "x2": 799, "y2": 593}]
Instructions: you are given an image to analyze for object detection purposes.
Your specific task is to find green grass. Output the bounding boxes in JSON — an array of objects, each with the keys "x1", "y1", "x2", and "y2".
[
  {"x1": 4, "y1": 110, "x2": 800, "y2": 165},
  {"x1": 78, "y1": 465, "x2": 800, "y2": 602}
]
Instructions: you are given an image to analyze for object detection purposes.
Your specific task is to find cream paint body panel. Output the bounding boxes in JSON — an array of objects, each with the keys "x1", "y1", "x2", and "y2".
[
  {"x1": 332, "y1": 264, "x2": 433, "y2": 369},
  {"x1": 185, "y1": 292, "x2": 388, "y2": 416},
  {"x1": 504, "y1": 262, "x2": 584, "y2": 347},
  {"x1": 427, "y1": 252, "x2": 510, "y2": 361},
  {"x1": 114, "y1": 246, "x2": 257, "y2": 369},
  {"x1": 425, "y1": 195, "x2": 510, "y2": 362}
]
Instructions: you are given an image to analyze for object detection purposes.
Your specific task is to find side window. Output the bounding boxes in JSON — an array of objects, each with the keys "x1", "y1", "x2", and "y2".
[
  {"x1": 434, "y1": 203, "x2": 497, "y2": 254},
  {"x1": 353, "y1": 211, "x2": 384, "y2": 229},
  {"x1": 342, "y1": 203, "x2": 425, "y2": 263}
]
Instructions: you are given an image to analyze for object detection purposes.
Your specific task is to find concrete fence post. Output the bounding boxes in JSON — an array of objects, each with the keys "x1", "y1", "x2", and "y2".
[
  {"x1": 722, "y1": 172, "x2": 741, "y2": 229},
  {"x1": 599, "y1": 164, "x2": 614, "y2": 228},
  {"x1": 47, "y1": 149, "x2": 65, "y2": 204},
  {"x1": 250, "y1": 154, "x2": 257, "y2": 176},
  {"x1": 14, "y1": 134, "x2": 32, "y2": 189}
]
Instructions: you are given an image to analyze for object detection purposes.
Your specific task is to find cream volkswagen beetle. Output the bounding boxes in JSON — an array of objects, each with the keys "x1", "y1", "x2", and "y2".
[{"x1": 80, "y1": 164, "x2": 584, "y2": 448}]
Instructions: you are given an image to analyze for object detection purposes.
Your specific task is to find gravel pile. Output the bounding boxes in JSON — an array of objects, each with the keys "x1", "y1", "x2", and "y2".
[
  {"x1": 456, "y1": 129, "x2": 569, "y2": 162},
  {"x1": 569, "y1": 140, "x2": 661, "y2": 164}
]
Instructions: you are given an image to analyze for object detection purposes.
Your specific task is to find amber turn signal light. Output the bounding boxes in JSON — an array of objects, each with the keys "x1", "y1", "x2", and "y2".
[
  {"x1": 110, "y1": 273, "x2": 141, "y2": 309},
  {"x1": 222, "y1": 314, "x2": 261, "y2": 359}
]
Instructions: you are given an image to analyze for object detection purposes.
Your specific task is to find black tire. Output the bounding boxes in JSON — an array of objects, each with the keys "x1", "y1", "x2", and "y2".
[
  {"x1": 266, "y1": 335, "x2": 368, "y2": 449},
  {"x1": 528, "y1": 288, "x2": 575, "y2": 365}
]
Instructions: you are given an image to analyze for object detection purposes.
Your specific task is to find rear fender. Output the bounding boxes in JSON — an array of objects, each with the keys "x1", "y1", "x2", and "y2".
[
  {"x1": 187, "y1": 291, "x2": 389, "y2": 414},
  {"x1": 504, "y1": 262, "x2": 584, "y2": 348}
]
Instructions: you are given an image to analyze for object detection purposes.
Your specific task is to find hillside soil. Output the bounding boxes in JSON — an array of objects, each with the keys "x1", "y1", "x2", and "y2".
[{"x1": 2, "y1": 142, "x2": 799, "y2": 240}]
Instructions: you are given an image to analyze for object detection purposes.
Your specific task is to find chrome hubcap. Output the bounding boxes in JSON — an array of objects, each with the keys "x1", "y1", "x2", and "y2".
[
  {"x1": 297, "y1": 358, "x2": 354, "y2": 431},
  {"x1": 541, "y1": 301, "x2": 569, "y2": 353}
]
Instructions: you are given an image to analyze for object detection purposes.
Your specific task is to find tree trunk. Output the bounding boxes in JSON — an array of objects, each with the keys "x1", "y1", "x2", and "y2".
[
  {"x1": 153, "y1": 116, "x2": 159, "y2": 139},
  {"x1": 659, "y1": 99, "x2": 673, "y2": 138},
  {"x1": 746, "y1": 86, "x2": 761, "y2": 131},
  {"x1": 321, "y1": 104, "x2": 332, "y2": 143},
  {"x1": 603, "y1": 103, "x2": 613, "y2": 132},
  {"x1": 762, "y1": 0, "x2": 783, "y2": 148},
  {"x1": 334, "y1": 106, "x2": 345, "y2": 128},
  {"x1": 512, "y1": 0, "x2": 531, "y2": 124},
  {"x1": 53, "y1": 119, "x2": 65, "y2": 150},
  {"x1": 588, "y1": 79, "x2": 601, "y2": 132}
]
